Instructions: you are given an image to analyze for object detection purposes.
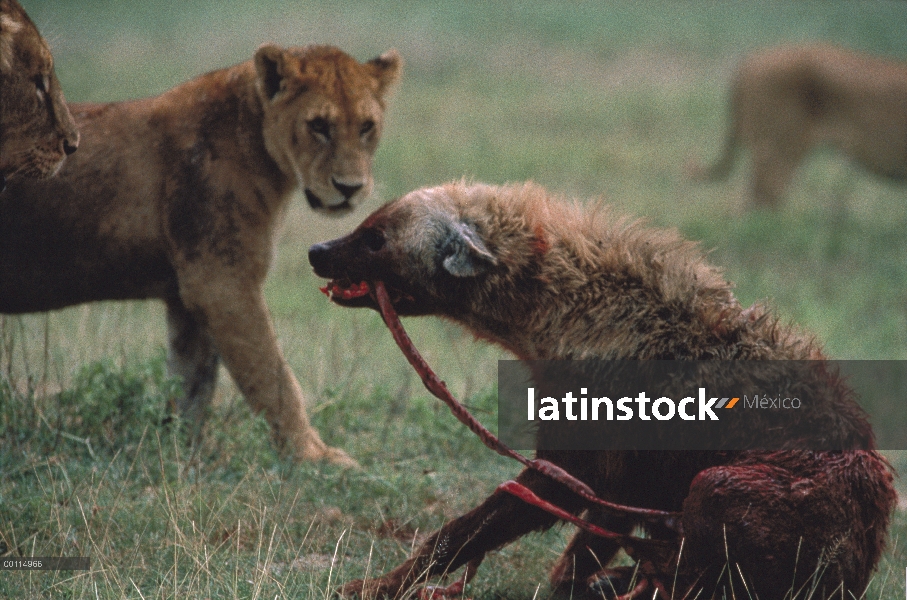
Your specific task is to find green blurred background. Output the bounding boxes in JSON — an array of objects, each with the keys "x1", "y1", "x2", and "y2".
[{"x1": 26, "y1": 0, "x2": 907, "y2": 359}]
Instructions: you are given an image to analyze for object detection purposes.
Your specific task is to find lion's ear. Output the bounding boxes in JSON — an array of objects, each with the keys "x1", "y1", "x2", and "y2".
[
  {"x1": 441, "y1": 221, "x2": 497, "y2": 278},
  {"x1": 254, "y1": 43, "x2": 291, "y2": 102},
  {"x1": 367, "y1": 49, "x2": 402, "y2": 96},
  {"x1": 0, "y1": 12, "x2": 24, "y2": 75}
]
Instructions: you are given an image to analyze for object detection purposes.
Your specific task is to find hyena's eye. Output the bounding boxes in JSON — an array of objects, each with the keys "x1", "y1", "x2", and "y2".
[
  {"x1": 360, "y1": 120, "x2": 375, "y2": 136},
  {"x1": 361, "y1": 228, "x2": 385, "y2": 252}
]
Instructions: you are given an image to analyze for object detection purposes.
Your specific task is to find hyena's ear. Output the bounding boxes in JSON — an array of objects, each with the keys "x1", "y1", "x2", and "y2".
[{"x1": 441, "y1": 222, "x2": 497, "y2": 277}]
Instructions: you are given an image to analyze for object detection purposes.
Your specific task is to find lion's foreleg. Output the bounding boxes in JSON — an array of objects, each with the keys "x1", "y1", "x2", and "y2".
[
  {"x1": 179, "y1": 280, "x2": 357, "y2": 467},
  {"x1": 166, "y1": 298, "x2": 220, "y2": 432},
  {"x1": 743, "y1": 101, "x2": 812, "y2": 208}
]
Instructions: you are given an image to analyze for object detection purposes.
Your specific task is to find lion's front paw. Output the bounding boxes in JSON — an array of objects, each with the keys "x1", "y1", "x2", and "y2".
[
  {"x1": 322, "y1": 445, "x2": 361, "y2": 469},
  {"x1": 292, "y1": 433, "x2": 361, "y2": 468}
]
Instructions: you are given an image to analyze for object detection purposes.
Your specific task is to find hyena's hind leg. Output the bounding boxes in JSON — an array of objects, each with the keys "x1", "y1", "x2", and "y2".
[
  {"x1": 680, "y1": 451, "x2": 895, "y2": 600},
  {"x1": 165, "y1": 297, "x2": 220, "y2": 430}
]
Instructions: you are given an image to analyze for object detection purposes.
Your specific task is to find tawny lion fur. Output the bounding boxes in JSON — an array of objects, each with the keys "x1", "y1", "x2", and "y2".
[
  {"x1": 0, "y1": 0, "x2": 78, "y2": 188},
  {"x1": 309, "y1": 181, "x2": 896, "y2": 599},
  {"x1": 0, "y1": 43, "x2": 401, "y2": 466},
  {"x1": 694, "y1": 44, "x2": 907, "y2": 208}
]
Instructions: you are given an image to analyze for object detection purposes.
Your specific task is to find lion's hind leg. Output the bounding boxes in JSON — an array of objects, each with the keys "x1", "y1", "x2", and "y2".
[{"x1": 741, "y1": 93, "x2": 814, "y2": 209}]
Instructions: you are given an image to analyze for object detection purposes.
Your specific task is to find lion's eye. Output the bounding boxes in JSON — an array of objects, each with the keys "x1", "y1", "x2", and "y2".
[
  {"x1": 34, "y1": 74, "x2": 49, "y2": 98},
  {"x1": 361, "y1": 228, "x2": 385, "y2": 252},
  {"x1": 360, "y1": 120, "x2": 375, "y2": 136},
  {"x1": 308, "y1": 117, "x2": 331, "y2": 140}
]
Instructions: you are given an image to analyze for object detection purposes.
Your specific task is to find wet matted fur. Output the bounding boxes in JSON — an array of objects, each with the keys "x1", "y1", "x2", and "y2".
[
  {"x1": 0, "y1": 43, "x2": 401, "y2": 465},
  {"x1": 310, "y1": 181, "x2": 896, "y2": 599}
]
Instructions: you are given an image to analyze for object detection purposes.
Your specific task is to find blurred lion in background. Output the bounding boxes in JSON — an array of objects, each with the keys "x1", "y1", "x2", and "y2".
[{"x1": 692, "y1": 44, "x2": 907, "y2": 208}]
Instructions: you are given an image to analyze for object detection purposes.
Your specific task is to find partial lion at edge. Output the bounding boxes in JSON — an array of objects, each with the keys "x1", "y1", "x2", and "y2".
[{"x1": 0, "y1": 0, "x2": 79, "y2": 190}]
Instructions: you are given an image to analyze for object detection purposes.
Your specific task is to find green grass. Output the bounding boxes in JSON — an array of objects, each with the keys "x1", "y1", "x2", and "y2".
[{"x1": 3, "y1": 0, "x2": 907, "y2": 597}]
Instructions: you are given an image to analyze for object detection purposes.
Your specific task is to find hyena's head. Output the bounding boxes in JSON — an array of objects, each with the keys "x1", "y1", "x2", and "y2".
[{"x1": 308, "y1": 182, "x2": 549, "y2": 319}]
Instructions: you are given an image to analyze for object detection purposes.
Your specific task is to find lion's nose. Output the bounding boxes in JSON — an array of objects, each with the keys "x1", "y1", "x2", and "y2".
[
  {"x1": 63, "y1": 138, "x2": 79, "y2": 155},
  {"x1": 332, "y1": 178, "x2": 363, "y2": 200}
]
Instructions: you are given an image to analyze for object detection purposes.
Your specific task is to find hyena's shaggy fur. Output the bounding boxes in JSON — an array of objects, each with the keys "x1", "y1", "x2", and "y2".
[{"x1": 309, "y1": 181, "x2": 896, "y2": 600}]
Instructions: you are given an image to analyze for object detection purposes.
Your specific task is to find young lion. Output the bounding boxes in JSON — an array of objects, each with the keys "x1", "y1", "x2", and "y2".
[
  {"x1": 0, "y1": 44, "x2": 401, "y2": 466},
  {"x1": 0, "y1": 0, "x2": 79, "y2": 190},
  {"x1": 694, "y1": 44, "x2": 907, "y2": 208},
  {"x1": 310, "y1": 181, "x2": 896, "y2": 599}
]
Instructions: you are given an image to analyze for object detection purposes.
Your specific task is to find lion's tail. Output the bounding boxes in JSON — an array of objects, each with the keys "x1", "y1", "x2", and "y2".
[{"x1": 686, "y1": 76, "x2": 742, "y2": 183}]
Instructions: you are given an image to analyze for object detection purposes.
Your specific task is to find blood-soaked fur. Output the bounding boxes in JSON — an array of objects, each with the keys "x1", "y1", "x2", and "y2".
[
  {"x1": 0, "y1": 44, "x2": 401, "y2": 465},
  {"x1": 692, "y1": 44, "x2": 907, "y2": 208},
  {"x1": 309, "y1": 181, "x2": 896, "y2": 599}
]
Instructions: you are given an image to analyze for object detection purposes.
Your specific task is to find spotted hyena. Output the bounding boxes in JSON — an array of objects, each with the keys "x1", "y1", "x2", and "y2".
[{"x1": 309, "y1": 181, "x2": 895, "y2": 600}]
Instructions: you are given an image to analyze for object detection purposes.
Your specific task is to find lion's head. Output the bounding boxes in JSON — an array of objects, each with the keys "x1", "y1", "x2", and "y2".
[
  {"x1": 253, "y1": 43, "x2": 401, "y2": 215},
  {"x1": 0, "y1": 0, "x2": 79, "y2": 189}
]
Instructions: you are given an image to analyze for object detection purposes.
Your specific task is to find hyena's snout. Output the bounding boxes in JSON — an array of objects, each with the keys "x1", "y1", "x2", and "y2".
[
  {"x1": 308, "y1": 241, "x2": 337, "y2": 278},
  {"x1": 308, "y1": 236, "x2": 364, "y2": 279},
  {"x1": 309, "y1": 236, "x2": 383, "y2": 306}
]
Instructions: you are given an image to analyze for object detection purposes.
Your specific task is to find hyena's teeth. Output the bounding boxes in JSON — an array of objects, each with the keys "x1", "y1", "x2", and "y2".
[
  {"x1": 343, "y1": 281, "x2": 371, "y2": 299},
  {"x1": 320, "y1": 280, "x2": 371, "y2": 301}
]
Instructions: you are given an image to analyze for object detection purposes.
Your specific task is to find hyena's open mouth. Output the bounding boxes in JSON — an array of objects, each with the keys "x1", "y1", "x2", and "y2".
[
  {"x1": 319, "y1": 279, "x2": 371, "y2": 301},
  {"x1": 319, "y1": 278, "x2": 418, "y2": 312}
]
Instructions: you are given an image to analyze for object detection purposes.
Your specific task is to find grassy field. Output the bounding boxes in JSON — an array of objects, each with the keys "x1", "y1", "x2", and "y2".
[{"x1": 3, "y1": 0, "x2": 907, "y2": 597}]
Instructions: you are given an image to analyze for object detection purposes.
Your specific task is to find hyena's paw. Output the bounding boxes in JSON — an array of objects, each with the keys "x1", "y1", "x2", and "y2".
[
  {"x1": 417, "y1": 580, "x2": 467, "y2": 599},
  {"x1": 587, "y1": 568, "x2": 650, "y2": 600}
]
